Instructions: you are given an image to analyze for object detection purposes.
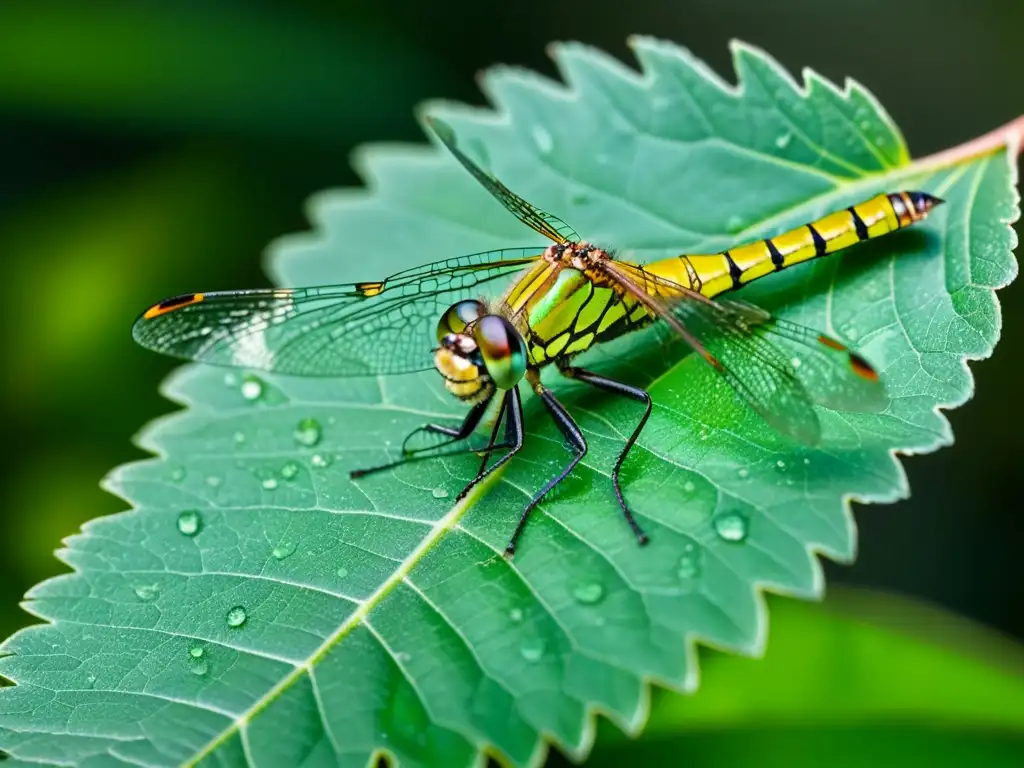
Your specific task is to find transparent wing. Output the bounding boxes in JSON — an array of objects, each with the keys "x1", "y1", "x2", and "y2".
[
  {"x1": 132, "y1": 247, "x2": 542, "y2": 377},
  {"x1": 427, "y1": 116, "x2": 580, "y2": 245},
  {"x1": 604, "y1": 262, "x2": 888, "y2": 444}
]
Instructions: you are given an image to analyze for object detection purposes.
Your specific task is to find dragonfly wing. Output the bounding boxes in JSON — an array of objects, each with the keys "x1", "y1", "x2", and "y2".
[
  {"x1": 132, "y1": 247, "x2": 542, "y2": 377},
  {"x1": 427, "y1": 116, "x2": 580, "y2": 245},
  {"x1": 603, "y1": 262, "x2": 888, "y2": 445}
]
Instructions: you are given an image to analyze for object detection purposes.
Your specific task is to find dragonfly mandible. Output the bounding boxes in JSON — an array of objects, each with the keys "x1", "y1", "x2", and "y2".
[{"x1": 132, "y1": 117, "x2": 942, "y2": 555}]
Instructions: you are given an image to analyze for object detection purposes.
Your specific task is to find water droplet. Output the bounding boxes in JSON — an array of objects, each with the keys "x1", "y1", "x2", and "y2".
[
  {"x1": 519, "y1": 636, "x2": 545, "y2": 662},
  {"x1": 859, "y1": 119, "x2": 871, "y2": 131},
  {"x1": 714, "y1": 511, "x2": 750, "y2": 543},
  {"x1": 572, "y1": 582, "x2": 605, "y2": 605},
  {"x1": 725, "y1": 214, "x2": 744, "y2": 233},
  {"x1": 280, "y1": 462, "x2": 299, "y2": 481},
  {"x1": 294, "y1": 417, "x2": 322, "y2": 447},
  {"x1": 774, "y1": 132, "x2": 793, "y2": 149},
  {"x1": 431, "y1": 487, "x2": 449, "y2": 499},
  {"x1": 261, "y1": 477, "x2": 278, "y2": 491},
  {"x1": 509, "y1": 607, "x2": 524, "y2": 623},
  {"x1": 803, "y1": 457, "x2": 811, "y2": 466},
  {"x1": 170, "y1": 467, "x2": 186, "y2": 482},
  {"x1": 233, "y1": 431, "x2": 246, "y2": 445},
  {"x1": 698, "y1": 427, "x2": 710, "y2": 441},
  {"x1": 737, "y1": 468, "x2": 749, "y2": 479},
  {"x1": 205, "y1": 475, "x2": 222, "y2": 488},
  {"x1": 683, "y1": 481, "x2": 696, "y2": 493},
  {"x1": 776, "y1": 459, "x2": 786, "y2": 469},
  {"x1": 531, "y1": 125, "x2": 553, "y2": 154},
  {"x1": 272, "y1": 541, "x2": 297, "y2": 560},
  {"x1": 86, "y1": 674, "x2": 97, "y2": 687},
  {"x1": 240, "y1": 374, "x2": 263, "y2": 401},
  {"x1": 223, "y1": 373, "x2": 238, "y2": 387},
  {"x1": 176, "y1": 510, "x2": 202, "y2": 537},
  {"x1": 874, "y1": 136, "x2": 885, "y2": 147},
  {"x1": 134, "y1": 584, "x2": 160, "y2": 602},
  {"x1": 226, "y1": 606, "x2": 247, "y2": 628},
  {"x1": 791, "y1": 356, "x2": 802, "y2": 369},
  {"x1": 190, "y1": 659, "x2": 209, "y2": 676},
  {"x1": 311, "y1": 453, "x2": 332, "y2": 469},
  {"x1": 336, "y1": 566, "x2": 349, "y2": 578},
  {"x1": 188, "y1": 643, "x2": 206, "y2": 659},
  {"x1": 395, "y1": 651, "x2": 411, "y2": 663},
  {"x1": 677, "y1": 543, "x2": 702, "y2": 579}
]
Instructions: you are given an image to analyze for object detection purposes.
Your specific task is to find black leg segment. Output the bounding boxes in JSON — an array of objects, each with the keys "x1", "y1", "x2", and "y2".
[
  {"x1": 560, "y1": 365, "x2": 652, "y2": 546},
  {"x1": 505, "y1": 385, "x2": 588, "y2": 557},
  {"x1": 349, "y1": 396, "x2": 493, "y2": 479}
]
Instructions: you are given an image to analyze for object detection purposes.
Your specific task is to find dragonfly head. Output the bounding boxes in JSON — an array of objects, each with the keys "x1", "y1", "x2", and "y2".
[{"x1": 434, "y1": 300, "x2": 528, "y2": 403}]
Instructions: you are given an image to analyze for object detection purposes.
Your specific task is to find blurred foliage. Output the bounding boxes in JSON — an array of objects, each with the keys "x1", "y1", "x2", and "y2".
[{"x1": 0, "y1": 0, "x2": 1021, "y2": 765}]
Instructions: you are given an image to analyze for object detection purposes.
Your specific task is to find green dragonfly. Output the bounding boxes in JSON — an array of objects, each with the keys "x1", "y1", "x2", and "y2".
[{"x1": 133, "y1": 117, "x2": 941, "y2": 554}]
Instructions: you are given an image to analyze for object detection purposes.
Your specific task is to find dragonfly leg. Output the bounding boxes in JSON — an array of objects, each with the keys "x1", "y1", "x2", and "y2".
[
  {"x1": 505, "y1": 379, "x2": 587, "y2": 557},
  {"x1": 456, "y1": 386, "x2": 524, "y2": 501},
  {"x1": 399, "y1": 397, "x2": 492, "y2": 456},
  {"x1": 559, "y1": 365, "x2": 651, "y2": 546},
  {"x1": 350, "y1": 396, "x2": 493, "y2": 479}
]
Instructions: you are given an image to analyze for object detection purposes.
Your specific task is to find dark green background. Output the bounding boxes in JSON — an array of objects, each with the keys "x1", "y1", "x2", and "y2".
[{"x1": 0, "y1": 0, "x2": 1021, "y2": 763}]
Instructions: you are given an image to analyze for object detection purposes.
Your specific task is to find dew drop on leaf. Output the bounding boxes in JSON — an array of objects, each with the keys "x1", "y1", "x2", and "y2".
[
  {"x1": 190, "y1": 659, "x2": 209, "y2": 676},
  {"x1": 188, "y1": 643, "x2": 206, "y2": 659},
  {"x1": 240, "y1": 374, "x2": 264, "y2": 401},
  {"x1": 134, "y1": 584, "x2": 160, "y2": 602},
  {"x1": 725, "y1": 214, "x2": 744, "y2": 232},
  {"x1": 737, "y1": 468, "x2": 749, "y2": 479},
  {"x1": 280, "y1": 462, "x2": 300, "y2": 481},
  {"x1": 677, "y1": 543, "x2": 702, "y2": 580},
  {"x1": 519, "y1": 636, "x2": 545, "y2": 662},
  {"x1": 176, "y1": 510, "x2": 201, "y2": 537},
  {"x1": 774, "y1": 132, "x2": 793, "y2": 149},
  {"x1": 395, "y1": 651, "x2": 411, "y2": 663},
  {"x1": 223, "y1": 373, "x2": 238, "y2": 387},
  {"x1": 714, "y1": 511, "x2": 750, "y2": 543},
  {"x1": 233, "y1": 431, "x2": 246, "y2": 445},
  {"x1": 205, "y1": 475, "x2": 222, "y2": 488},
  {"x1": 336, "y1": 566, "x2": 349, "y2": 579},
  {"x1": 86, "y1": 674, "x2": 97, "y2": 688},
  {"x1": 226, "y1": 606, "x2": 248, "y2": 628},
  {"x1": 776, "y1": 459, "x2": 786, "y2": 470},
  {"x1": 683, "y1": 480, "x2": 696, "y2": 493},
  {"x1": 311, "y1": 453, "x2": 332, "y2": 468},
  {"x1": 170, "y1": 467, "x2": 186, "y2": 482},
  {"x1": 261, "y1": 477, "x2": 278, "y2": 491},
  {"x1": 531, "y1": 125, "x2": 554, "y2": 154},
  {"x1": 572, "y1": 581, "x2": 605, "y2": 605},
  {"x1": 272, "y1": 541, "x2": 297, "y2": 560},
  {"x1": 509, "y1": 607, "x2": 524, "y2": 623},
  {"x1": 431, "y1": 487, "x2": 449, "y2": 499},
  {"x1": 294, "y1": 417, "x2": 323, "y2": 447}
]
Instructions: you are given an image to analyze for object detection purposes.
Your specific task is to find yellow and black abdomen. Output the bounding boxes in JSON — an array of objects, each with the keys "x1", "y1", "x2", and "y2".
[{"x1": 644, "y1": 191, "x2": 941, "y2": 299}]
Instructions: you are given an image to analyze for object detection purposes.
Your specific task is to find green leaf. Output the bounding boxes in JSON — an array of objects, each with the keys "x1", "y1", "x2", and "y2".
[
  {"x1": 1, "y1": 38, "x2": 1021, "y2": 767},
  {"x1": 565, "y1": 586, "x2": 1024, "y2": 767}
]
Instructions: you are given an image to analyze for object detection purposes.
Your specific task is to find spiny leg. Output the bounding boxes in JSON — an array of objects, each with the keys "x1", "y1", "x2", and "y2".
[
  {"x1": 505, "y1": 380, "x2": 587, "y2": 557},
  {"x1": 456, "y1": 386, "x2": 524, "y2": 502},
  {"x1": 350, "y1": 396, "x2": 493, "y2": 479},
  {"x1": 560, "y1": 365, "x2": 651, "y2": 546}
]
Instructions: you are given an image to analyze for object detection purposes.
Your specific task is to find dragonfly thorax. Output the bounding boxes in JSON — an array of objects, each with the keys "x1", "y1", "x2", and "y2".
[{"x1": 434, "y1": 301, "x2": 528, "y2": 403}]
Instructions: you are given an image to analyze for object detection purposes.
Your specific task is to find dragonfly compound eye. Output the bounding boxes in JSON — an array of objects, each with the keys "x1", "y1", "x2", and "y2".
[
  {"x1": 473, "y1": 315, "x2": 527, "y2": 390},
  {"x1": 437, "y1": 299, "x2": 486, "y2": 343}
]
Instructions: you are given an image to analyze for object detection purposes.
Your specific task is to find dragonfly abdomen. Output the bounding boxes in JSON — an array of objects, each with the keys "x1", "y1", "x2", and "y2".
[{"x1": 646, "y1": 191, "x2": 940, "y2": 299}]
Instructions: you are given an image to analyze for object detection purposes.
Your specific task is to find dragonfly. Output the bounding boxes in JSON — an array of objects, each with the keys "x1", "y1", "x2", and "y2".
[{"x1": 132, "y1": 116, "x2": 942, "y2": 555}]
